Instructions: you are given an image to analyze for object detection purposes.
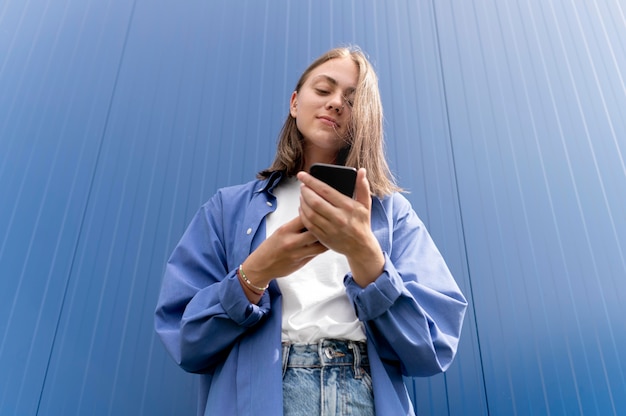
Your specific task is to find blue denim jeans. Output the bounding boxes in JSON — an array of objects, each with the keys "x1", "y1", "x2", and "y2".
[{"x1": 282, "y1": 339, "x2": 375, "y2": 416}]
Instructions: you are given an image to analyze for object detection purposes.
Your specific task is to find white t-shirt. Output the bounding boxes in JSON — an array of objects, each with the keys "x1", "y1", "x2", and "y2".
[{"x1": 265, "y1": 176, "x2": 366, "y2": 343}]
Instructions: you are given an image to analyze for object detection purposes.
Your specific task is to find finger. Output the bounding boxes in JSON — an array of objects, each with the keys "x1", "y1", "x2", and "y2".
[
  {"x1": 297, "y1": 171, "x2": 347, "y2": 207},
  {"x1": 354, "y1": 168, "x2": 371, "y2": 209},
  {"x1": 298, "y1": 187, "x2": 339, "y2": 234},
  {"x1": 281, "y1": 214, "x2": 307, "y2": 232},
  {"x1": 292, "y1": 244, "x2": 328, "y2": 270},
  {"x1": 299, "y1": 226, "x2": 325, "y2": 246},
  {"x1": 299, "y1": 183, "x2": 334, "y2": 215},
  {"x1": 284, "y1": 239, "x2": 328, "y2": 271},
  {"x1": 278, "y1": 214, "x2": 317, "y2": 239},
  {"x1": 275, "y1": 214, "x2": 323, "y2": 247},
  {"x1": 303, "y1": 240, "x2": 328, "y2": 256}
]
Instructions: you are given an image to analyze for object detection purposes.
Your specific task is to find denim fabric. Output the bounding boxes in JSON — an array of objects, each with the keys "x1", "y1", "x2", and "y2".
[{"x1": 282, "y1": 339, "x2": 374, "y2": 416}]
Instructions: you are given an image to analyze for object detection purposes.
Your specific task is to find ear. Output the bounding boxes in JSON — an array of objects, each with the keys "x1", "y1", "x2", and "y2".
[{"x1": 289, "y1": 91, "x2": 298, "y2": 118}]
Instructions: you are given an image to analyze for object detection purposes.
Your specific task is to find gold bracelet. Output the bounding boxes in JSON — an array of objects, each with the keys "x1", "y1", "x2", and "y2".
[{"x1": 238, "y1": 264, "x2": 268, "y2": 294}]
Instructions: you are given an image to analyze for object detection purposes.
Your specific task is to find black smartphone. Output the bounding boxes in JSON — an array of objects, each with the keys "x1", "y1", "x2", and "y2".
[{"x1": 309, "y1": 163, "x2": 357, "y2": 197}]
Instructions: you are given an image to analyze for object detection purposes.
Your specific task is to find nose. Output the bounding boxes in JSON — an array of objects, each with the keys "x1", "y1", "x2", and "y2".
[{"x1": 326, "y1": 93, "x2": 345, "y2": 113}]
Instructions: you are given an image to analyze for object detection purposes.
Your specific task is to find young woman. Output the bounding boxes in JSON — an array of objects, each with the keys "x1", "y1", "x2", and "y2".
[{"x1": 155, "y1": 46, "x2": 467, "y2": 415}]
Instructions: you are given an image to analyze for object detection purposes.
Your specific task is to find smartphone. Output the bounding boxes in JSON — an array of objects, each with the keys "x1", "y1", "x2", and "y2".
[{"x1": 309, "y1": 163, "x2": 357, "y2": 197}]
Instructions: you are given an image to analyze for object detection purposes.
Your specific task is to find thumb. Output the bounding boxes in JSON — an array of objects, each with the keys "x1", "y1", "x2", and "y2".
[{"x1": 354, "y1": 168, "x2": 372, "y2": 208}]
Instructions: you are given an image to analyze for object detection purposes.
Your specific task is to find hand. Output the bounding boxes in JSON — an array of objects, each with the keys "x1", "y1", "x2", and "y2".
[
  {"x1": 297, "y1": 168, "x2": 384, "y2": 286},
  {"x1": 242, "y1": 215, "x2": 327, "y2": 289}
]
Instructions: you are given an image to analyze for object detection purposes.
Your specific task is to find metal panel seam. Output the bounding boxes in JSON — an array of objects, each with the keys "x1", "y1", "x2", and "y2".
[{"x1": 34, "y1": 0, "x2": 140, "y2": 413}]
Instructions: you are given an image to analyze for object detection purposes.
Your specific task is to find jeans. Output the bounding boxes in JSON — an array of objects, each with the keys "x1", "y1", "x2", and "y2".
[{"x1": 282, "y1": 339, "x2": 375, "y2": 416}]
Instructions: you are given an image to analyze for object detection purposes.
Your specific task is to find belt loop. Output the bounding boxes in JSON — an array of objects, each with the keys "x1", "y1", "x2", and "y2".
[
  {"x1": 349, "y1": 341, "x2": 363, "y2": 378},
  {"x1": 318, "y1": 338, "x2": 326, "y2": 365},
  {"x1": 281, "y1": 343, "x2": 291, "y2": 378}
]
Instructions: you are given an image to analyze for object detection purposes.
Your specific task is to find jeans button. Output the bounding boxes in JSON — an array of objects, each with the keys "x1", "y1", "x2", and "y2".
[{"x1": 324, "y1": 347, "x2": 334, "y2": 360}]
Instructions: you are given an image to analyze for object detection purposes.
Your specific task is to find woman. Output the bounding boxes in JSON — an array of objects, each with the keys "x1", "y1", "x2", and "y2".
[{"x1": 155, "y1": 46, "x2": 467, "y2": 415}]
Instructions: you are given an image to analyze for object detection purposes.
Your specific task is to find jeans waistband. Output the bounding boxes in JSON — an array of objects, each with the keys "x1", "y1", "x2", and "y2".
[{"x1": 282, "y1": 339, "x2": 368, "y2": 369}]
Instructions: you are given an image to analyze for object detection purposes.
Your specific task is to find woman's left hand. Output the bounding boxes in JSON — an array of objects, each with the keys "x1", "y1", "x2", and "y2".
[{"x1": 297, "y1": 168, "x2": 385, "y2": 287}]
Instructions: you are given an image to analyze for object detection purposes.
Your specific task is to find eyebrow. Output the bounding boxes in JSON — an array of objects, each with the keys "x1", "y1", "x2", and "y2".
[{"x1": 311, "y1": 75, "x2": 356, "y2": 94}]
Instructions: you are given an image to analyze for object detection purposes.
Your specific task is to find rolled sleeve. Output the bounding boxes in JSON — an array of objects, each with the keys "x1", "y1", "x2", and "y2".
[
  {"x1": 344, "y1": 254, "x2": 404, "y2": 321},
  {"x1": 218, "y1": 271, "x2": 270, "y2": 326}
]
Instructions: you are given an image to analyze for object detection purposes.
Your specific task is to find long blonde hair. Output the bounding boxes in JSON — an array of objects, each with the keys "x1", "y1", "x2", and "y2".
[{"x1": 259, "y1": 46, "x2": 401, "y2": 197}]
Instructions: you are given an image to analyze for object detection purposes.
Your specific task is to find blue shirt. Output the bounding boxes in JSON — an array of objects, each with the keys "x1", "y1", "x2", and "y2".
[{"x1": 155, "y1": 171, "x2": 467, "y2": 415}]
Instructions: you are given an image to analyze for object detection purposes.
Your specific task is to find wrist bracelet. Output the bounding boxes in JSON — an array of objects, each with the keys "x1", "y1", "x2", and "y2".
[{"x1": 238, "y1": 264, "x2": 268, "y2": 294}]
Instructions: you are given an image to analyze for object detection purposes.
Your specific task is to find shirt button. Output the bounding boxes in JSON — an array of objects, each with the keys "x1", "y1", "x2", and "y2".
[
  {"x1": 246, "y1": 228, "x2": 252, "y2": 235},
  {"x1": 266, "y1": 201, "x2": 273, "y2": 207}
]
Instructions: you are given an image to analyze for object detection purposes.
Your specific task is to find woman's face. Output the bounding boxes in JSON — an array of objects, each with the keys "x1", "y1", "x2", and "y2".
[{"x1": 290, "y1": 56, "x2": 358, "y2": 165}]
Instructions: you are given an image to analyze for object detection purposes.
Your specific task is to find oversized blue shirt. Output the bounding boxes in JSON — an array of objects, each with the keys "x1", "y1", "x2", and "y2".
[{"x1": 155, "y1": 172, "x2": 467, "y2": 415}]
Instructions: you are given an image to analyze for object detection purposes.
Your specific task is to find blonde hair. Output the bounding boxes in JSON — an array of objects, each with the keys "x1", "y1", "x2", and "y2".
[{"x1": 258, "y1": 46, "x2": 401, "y2": 197}]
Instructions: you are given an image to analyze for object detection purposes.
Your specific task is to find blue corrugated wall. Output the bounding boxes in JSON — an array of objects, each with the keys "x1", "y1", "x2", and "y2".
[{"x1": 1, "y1": 0, "x2": 624, "y2": 414}]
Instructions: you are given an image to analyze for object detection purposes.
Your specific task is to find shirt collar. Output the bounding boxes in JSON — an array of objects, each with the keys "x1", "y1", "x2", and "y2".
[{"x1": 255, "y1": 170, "x2": 285, "y2": 194}]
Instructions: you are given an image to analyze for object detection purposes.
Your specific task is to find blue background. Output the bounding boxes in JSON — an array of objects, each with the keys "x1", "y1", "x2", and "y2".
[{"x1": 1, "y1": 0, "x2": 625, "y2": 414}]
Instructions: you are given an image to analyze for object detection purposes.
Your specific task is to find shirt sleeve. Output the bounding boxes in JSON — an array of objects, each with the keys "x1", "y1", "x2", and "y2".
[
  {"x1": 154, "y1": 192, "x2": 271, "y2": 373},
  {"x1": 344, "y1": 194, "x2": 468, "y2": 377}
]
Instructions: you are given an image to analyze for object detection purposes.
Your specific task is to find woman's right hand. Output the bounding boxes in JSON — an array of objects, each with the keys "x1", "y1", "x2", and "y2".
[{"x1": 240, "y1": 215, "x2": 327, "y2": 298}]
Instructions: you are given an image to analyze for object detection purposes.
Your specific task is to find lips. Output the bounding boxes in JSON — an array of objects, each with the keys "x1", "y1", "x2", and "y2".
[{"x1": 317, "y1": 116, "x2": 339, "y2": 128}]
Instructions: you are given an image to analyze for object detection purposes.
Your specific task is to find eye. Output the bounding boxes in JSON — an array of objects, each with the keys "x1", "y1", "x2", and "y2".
[{"x1": 315, "y1": 88, "x2": 330, "y2": 95}]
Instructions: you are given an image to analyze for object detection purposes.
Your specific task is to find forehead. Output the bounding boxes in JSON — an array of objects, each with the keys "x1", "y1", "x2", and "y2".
[{"x1": 305, "y1": 57, "x2": 358, "y2": 90}]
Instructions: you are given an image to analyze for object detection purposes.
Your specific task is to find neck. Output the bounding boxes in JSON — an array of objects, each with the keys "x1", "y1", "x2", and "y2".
[{"x1": 303, "y1": 150, "x2": 338, "y2": 172}]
